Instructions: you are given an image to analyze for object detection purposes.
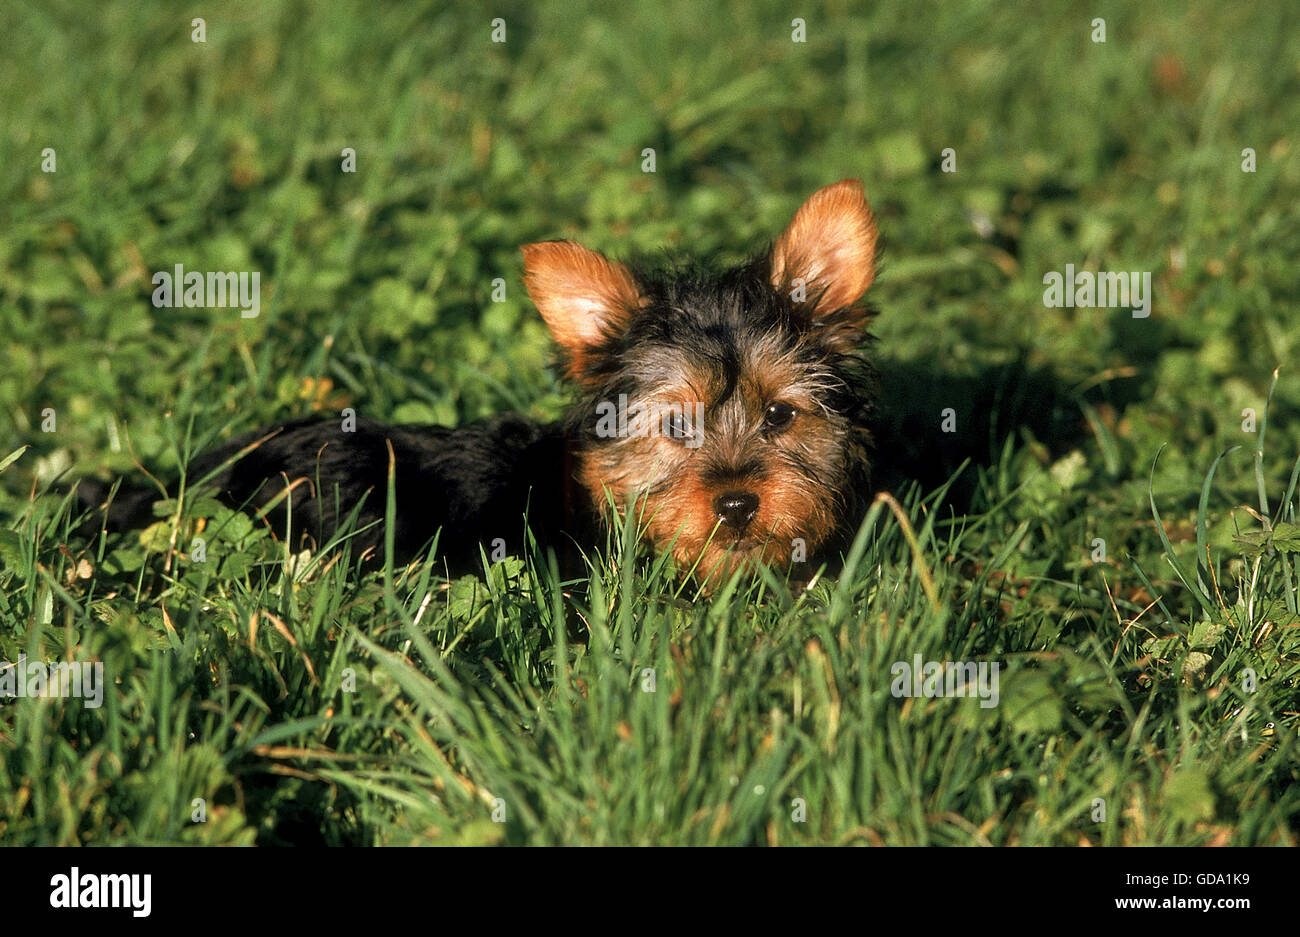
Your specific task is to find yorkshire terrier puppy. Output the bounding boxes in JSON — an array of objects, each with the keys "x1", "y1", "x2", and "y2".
[{"x1": 80, "y1": 180, "x2": 879, "y2": 581}]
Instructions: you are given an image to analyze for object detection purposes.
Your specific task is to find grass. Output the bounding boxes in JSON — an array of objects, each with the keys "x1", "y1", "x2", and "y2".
[{"x1": 0, "y1": 0, "x2": 1298, "y2": 845}]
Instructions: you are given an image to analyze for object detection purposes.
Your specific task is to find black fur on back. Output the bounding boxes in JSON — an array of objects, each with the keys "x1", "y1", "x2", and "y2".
[{"x1": 78, "y1": 414, "x2": 583, "y2": 572}]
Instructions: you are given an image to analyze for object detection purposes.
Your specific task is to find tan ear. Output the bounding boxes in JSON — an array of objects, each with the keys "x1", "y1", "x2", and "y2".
[
  {"x1": 770, "y1": 179, "x2": 877, "y2": 316},
  {"x1": 521, "y1": 240, "x2": 643, "y2": 381}
]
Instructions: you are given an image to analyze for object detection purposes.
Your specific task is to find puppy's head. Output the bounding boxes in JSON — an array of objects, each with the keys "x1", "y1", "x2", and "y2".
[{"x1": 523, "y1": 180, "x2": 878, "y2": 579}]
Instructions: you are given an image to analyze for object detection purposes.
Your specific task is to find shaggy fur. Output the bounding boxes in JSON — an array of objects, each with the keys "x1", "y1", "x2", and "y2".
[{"x1": 78, "y1": 180, "x2": 880, "y2": 581}]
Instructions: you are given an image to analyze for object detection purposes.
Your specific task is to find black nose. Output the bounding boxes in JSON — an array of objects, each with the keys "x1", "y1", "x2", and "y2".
[{"x1": 713, "y1": 492, "x2": 759, "y2": 530}]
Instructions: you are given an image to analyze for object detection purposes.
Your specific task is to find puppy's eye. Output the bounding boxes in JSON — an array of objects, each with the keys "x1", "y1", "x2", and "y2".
[
  {"x1": 662, "y1": 410, "x2": 697, "y2": 445},
  {"x1": 763, "y1": 402, "x2": 797, "y2": 432}
]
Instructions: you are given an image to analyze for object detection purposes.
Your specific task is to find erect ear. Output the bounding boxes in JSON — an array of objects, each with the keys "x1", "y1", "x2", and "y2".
[
  {"x1": 521, "y1": 240, "x2": 644, "y2": 382},
  {"x1": 769, "y1": 179, "x2": 878, "y2": 317}
]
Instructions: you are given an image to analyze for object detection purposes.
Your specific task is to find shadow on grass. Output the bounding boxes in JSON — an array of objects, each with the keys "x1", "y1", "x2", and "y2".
[{"x1": 870, "y1": 355, "x2": 1112, "y2": 509}]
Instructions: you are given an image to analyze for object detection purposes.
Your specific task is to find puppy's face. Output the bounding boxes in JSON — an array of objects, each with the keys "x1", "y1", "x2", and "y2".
[{"x1": 523, "y1": 180, "x2": 878, "y2": 579}]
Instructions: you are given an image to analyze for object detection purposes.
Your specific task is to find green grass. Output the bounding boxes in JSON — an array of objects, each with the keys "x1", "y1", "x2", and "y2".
[{"x1": 1, "y1": 0, "x2": 1298, "y2": 845}]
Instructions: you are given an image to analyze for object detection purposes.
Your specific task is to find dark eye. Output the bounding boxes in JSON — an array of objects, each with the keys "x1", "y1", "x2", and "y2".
[
  {"x1": 763, "y1": 402, "x2": 797, "y2": 433},
  {"x1": 662, "y1": 408, "x2": 699, "y2": 446}
]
